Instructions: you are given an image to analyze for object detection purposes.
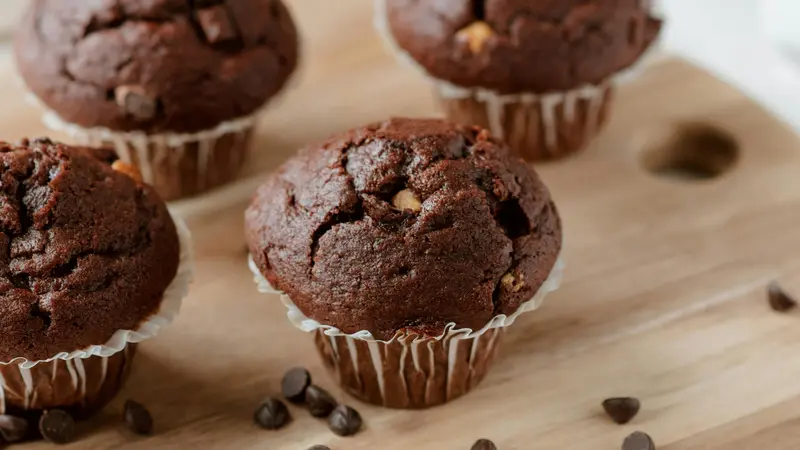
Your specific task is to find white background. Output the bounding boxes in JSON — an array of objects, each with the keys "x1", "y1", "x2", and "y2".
[{"x1": 660, "y1": 0, "x2": 800, "y2": 133}]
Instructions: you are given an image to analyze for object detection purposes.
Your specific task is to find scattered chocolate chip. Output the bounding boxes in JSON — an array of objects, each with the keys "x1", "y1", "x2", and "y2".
[
  {"x1": 124, "y1": 400, "x2": 154, "y2": 436},
  {"x1": 282, "y1": 367, "x2": 312, "y2": 403},
  {"x1": 114, "y1": 85, "x2": 158, "y2": 121},
  {"x1": 196, "y1": 6, "x2": 237, "y2": 44},
  {"x1": 622, "y1": 431, "x2": 655, "y2": 450},
  {"x1": 307, "y1": 446, "x2": 330, "y2": 450},
  {"x1": 328, "y1": 405, "x2": 362, "y2": 437},
  {"x1": 254, "y1": 398, "x2": 291, "y2": 430},
  {"x1": 0, "y1": 414, "x2": 29, "y2": 442},
  {"x1": 305, "y1": 385, "x2": 337, "y2": 418},
  {"x1": 768, "y1": 282, "x2": 797, "y2": 312},
  {"x1": 471, "y1": 439, "x2": 498, "y2": 450},
  {"x1": 39, "y1": 410, "x2": 76, "y2": 445},
  {"x1": 602, "y1": 397, "x2": 641, "y2": 424}
]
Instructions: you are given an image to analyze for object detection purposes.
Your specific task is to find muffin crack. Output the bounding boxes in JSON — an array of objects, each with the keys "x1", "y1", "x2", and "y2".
[
  {"x1": 30, "y1": 301, "x2": 52, "y2": 330},
  {"x1": 472, "y1": 0, "x2": 486, "y2": 20},
  {"x1": 308, "y1": 147, "x2": 365, "y2": 275}
]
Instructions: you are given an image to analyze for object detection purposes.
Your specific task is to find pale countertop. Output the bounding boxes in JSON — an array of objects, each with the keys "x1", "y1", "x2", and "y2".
[{"x1": 0, "y1": 0, "x2": 25, "y2": 40}]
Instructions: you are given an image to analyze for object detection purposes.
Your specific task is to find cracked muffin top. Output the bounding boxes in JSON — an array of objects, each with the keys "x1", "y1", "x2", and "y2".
[
  {"x1": 383, "y1": 0, "x2": 662, "y2": 94},
  {"x1": 14, "y1": 0, "x2": 299, "y2": 133},
  {"x1": 0, "y1": 138, "x2": 180, "y2": 362},
  {"x1": 246, "y1": 118, "x2": 562, "y2": 340}
]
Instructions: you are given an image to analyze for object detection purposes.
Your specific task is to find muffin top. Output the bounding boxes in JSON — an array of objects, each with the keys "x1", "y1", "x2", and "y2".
[
  {"x1": 0, "y1": 139, "x2": 180, "y2": 362},
  {"x1": 383, "y1": 0, "x2": 662, "y2": 94},
  {"x1": 246, "y1": 118, "x2": 562, "y2": 340},
  {"x1": 14, "y1": 0, "x2": 299, "y2": 134}
]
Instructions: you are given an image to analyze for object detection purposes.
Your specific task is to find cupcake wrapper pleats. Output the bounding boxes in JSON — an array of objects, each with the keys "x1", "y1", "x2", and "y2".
[
  {"x1": 437, "y1": 84, "x2": 615, "y2": 161},
  {"x1": 314, "y1": 328, "x2": 503, "y2": 408},
  {"x1": 0, "y1": 345, "x2": 137, "y2": 419},
  {"x1": 249, "y1": 254, "x2": 564, "y2": 408},
  {"x1": 42, "y1": 110, "x2": 258, "y2": 201}
]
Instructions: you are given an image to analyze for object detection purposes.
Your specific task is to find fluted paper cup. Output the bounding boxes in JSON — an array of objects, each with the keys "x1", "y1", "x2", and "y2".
[
  {"x1": 0, "y1": 214, "x2": 193, "y2": 418},
  {"x1": 373, "y1": 0, "x2": 663, "y2": 162},
  {"x1": 42, "y1": 112, "x2": 257, "y2": 201},
  {"x1": 249, "y1": 254, "x2": 564, "y2": 409}
]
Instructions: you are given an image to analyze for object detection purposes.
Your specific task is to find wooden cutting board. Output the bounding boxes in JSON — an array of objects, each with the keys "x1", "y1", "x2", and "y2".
[{"x1": 3, "y1": 1, "x2": 800, "y2": 449}]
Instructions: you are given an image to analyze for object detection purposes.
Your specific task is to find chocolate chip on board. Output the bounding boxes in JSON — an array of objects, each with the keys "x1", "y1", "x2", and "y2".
[
  {"x1": 0, "y1": 414, "x2": 29, "y2": 442},
  {"x1": 328, "y1": 405, "x2": 362, "y2": 437},
  {"x1": 602, "y1": 397, "x2": 641, "y2": 424},
  {"x1": 254, "y1": 398, "x2": 291, "y2": 430},
  {"x1": 282, "y1": 367, "x2": 312, "y2": 403},
  {"x1": 768, "y1": 282, "x2": 798, "y2": 312},
  {"x1": 307, "y1": 446, "x2": 331, "y2": 450},
  {"x1": 39, "y1": 410, "x2": 76, "y2": 444},
  {"x1": 305, "y1": 385, "x2": 337, "y2": 418},
  {"x1": 471, "y1": 438, "x2": 498, "y2": 450},
  {"x1": 622, "y1": 431, "x2": 656, "y2": 450},
  {"x1": 124, "y1": 400, "x2": 154, "y2": 435}
]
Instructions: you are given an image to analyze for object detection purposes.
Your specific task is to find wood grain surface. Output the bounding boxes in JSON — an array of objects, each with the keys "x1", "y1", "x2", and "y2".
[{"x1": 2, "y1": 1, "x2": 800, "y2": 449}]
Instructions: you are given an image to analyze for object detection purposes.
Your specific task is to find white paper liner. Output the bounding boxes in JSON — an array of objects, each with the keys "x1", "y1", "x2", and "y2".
[
  {"x1": 0, "y1": 345, "x2": 137, "y2": 414},
  {"x1": 251, "y1": 252, "x2": 563, "y2": 406},
  {"x1": 373, "y1": 0, "x2": 664, "y2": 101},
  {"x1": 41, "y1": 107, "x2": 259, "y2": 191},
  {"x1": 2, "y1": 211, "x2": 194, "y2": 370},
  {"x1": 249, "y1": 252, "x2": 564, "y2": 343},
  {"x1": 442, "y1": 82, "x2": 614, "y2": 154}
]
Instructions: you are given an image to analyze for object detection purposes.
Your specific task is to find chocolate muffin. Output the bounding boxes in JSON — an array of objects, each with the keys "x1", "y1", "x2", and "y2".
[
  {"x1": 376, "y1": 0, "x2": 662, "y2": 161},
  {"x1": 0, "y1": 138, "x2": 188, "y2": 419},
  {"x1": 15, "y1": 0, "x2": 300, "y2": 200},
  {"x1": 247, "y1": 118, "x2": 563, "y2": 408}
]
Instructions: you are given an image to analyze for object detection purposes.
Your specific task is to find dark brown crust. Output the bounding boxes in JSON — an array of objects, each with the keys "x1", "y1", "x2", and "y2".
[
  {"x1": 0, "y1": 139, "x2": 180, "y2": 362},
  {"x1": 246, "y1": 118, "x2": 562, "y2": 340},
  {"x1": 14, "y1": 0, "x2": 299, "y2": 133},
  {"x1": 385, "y1": 0, "x2": 662, "y2": 94}
]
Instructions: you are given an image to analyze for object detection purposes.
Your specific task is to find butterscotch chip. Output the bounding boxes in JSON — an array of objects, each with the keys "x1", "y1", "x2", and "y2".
[
  {"x1": 456, "y1": 21, "x2": 495, "y2": 54},
  {"x1": 391, "y1": 189, "x2": 422, "y2": 212},
  {"x1": 501, "y1": 272, "x2": 525, "y2": 292},
  {"x1": 112, "y1": 161, "x2": 143, "y2": 183}
]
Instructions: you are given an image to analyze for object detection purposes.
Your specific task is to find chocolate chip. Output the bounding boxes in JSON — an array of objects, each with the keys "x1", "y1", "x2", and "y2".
[
  {"x1": 124, "y1": 400, "x2": 154, "y2": 435},
  {"x1": 114, "y1": 85, "x2": 158, "y2": 121},
  {"x1": 282, "y1": 367, "x2": 312, "y2": 403},
  {"x1": 305, "y1": 385, "x2": 337, "y2": 418},
  {"x1": 768, "y1": 282, "x2": 797, "y2": 312},
  {"x1": 328, "y1": 405, "x2": 362, "y2": 437},
  {"x1": 39, "y1": 410, "x2": 75, "y2": 444},
  {"x1": 307, "y1": 446, "x2": 330, "y2": 450},
  {"x1": 254, "y1": 398, "x2": 291, "y2": 430},
  {"x1": 196, "y1": 6, "x2": 237, "y2": 44},
  {"x1": 602, "y1": 397, "x2": 641, "y2": 424},
  {"x1": 622, "y1": 431, "x2": 655, "y2": 450},
  {"x1": 0, "y1": 414, "x2": 29, "y2": 442},
  {"x1": 471, "y1": 439, "x2": 497, "y2": 450}
]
